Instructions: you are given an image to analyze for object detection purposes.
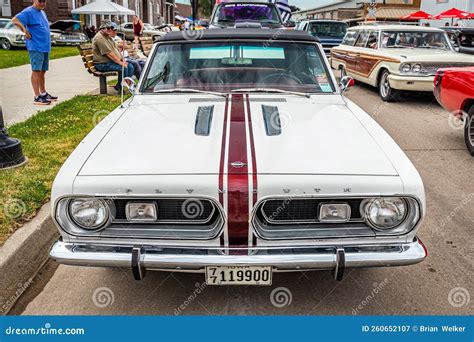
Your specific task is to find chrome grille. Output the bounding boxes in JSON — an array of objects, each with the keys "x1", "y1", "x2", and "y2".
[
  {"x1": 113, "y1": 198, "x2": 215, "y2": 223},
  {"x1": 420, "y1": 63, "x2": 473, "y2": 76},
  {"x1": 261, "y1": 198, "x2": 362, "y2": 223},
  {"x1": 254, "y1": 198, "x2": 372, "y2": 240}
]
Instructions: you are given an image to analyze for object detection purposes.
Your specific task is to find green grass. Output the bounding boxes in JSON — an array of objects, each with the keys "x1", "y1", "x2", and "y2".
[
  {"x1": 0, "y1": 46, "x2": 79, "y2": 69},
  {"x1": 0, "y1": 95, "x2": 122, "y2": 245}
]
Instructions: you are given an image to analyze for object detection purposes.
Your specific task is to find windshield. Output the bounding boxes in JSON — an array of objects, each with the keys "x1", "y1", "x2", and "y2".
[
  {"x1": 142, "y1": 42, "x2": 334, "y2": 94},
  {"x1": 381, "y1": 31, "x2": 451, "y2": 50},
  {"x1": 308, "y1": 22, "x2": 347, "y2": 39},
  {"x1": 212, "y1": 3, "x2": 281, "y2": 26}
]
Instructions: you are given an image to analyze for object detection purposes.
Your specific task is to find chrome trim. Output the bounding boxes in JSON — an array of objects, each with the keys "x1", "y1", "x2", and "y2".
[
  {"x1": 54, "y1": 195, "x2": 224, "y2": 240},
  {"x1": 253, "y1": 195, "x2": 423, "y2": 239},
  {"x1": 50, "y1": 238, "x2": 427, "y2": 272}
]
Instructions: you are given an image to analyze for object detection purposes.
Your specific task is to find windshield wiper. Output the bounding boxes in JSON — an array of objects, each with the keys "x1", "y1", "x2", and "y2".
[
  {"x1": 232, "y1": 88, "x2": 312, "y2": 98},
  {"x1": 153, "y1": 88, "x2": 227, "y2": 97}
]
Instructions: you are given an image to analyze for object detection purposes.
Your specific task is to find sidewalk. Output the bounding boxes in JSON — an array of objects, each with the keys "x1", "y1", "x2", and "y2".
[{"x1": 0, "y1": 55, "x2": 109, "y2": 125}]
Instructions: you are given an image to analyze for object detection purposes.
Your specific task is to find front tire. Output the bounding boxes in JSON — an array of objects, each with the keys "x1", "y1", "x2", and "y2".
[
  {"x1": 464, "y1": 105, "x2": 474, "y2": 156},
  {"x1": 0, "y1": 38, "x2": 11, "y2": 50},
  {"x1": 340, "y1": 65, "x2": 347, "y2": 79},
  {"x1": 379, "y1": 70, "x2": 397, "y2": 102}
]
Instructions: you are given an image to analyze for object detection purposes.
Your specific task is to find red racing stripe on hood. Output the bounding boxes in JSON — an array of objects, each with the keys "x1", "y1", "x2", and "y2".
[{"x1": 227, "y1": 94, "x2": 250, "y2": 247}]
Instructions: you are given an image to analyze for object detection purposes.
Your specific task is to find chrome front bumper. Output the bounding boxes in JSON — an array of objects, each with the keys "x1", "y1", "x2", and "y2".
[
  {"x1": 388, "y1": 74, "x2": 435, "y2": 92},
  {"x1": 50, "y1": 238, "x2": 427, "y2": 280}
]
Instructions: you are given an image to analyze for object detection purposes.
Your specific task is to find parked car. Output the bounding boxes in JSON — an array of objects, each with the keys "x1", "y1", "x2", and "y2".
[
  {"x1": 118, "y1": 22, "x2": 166, "y2": 42},
  {"x1": 49, "y1": 29, "x2": 427, "y2": 284},
  {"x1": 297, "y1": 20, "x2": 347, "y2": 57},
  {"x1": 331, "y1": 25, "x2": 474, "y2": 102},
  {"x1": 50, "y1": 20, "x2": 88, "y2": 46},
  {"x1": 210, "y1": 0, "x2": 283, "y2": 29},
  {"x1": 0, "y1": 20, "x2": 25, "y2": 50},
  {"x1": 443, "y1": 27, "x2": 474, "y2": 55},
  {"x1": 434, "y1": 66, "x2": 474, "y2": 156}
]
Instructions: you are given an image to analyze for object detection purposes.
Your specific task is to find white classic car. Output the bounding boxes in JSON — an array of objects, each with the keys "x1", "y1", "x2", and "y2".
[
  {"x1": 331, "y1": 25, "x2": 474, "y2": 101},
  {"x1": 50, "y1": 29, "x2": 427, "y2": 285}
]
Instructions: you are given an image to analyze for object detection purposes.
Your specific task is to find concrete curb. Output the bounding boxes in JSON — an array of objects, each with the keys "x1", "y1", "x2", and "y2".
[{"x1": 0, "y1": 203, "x2": 58, "y2": 315}]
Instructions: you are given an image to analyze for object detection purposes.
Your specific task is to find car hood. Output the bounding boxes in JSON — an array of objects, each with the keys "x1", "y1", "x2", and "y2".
[
  {"x1": 382, "y1": 48, "x2": 474, "y2": 63},
  {"x1": 50, "y1": 20, "x2": 80, "y2": 31},
  {"x1": 78, "y1": 95, "x2": 398, "y2": 176}
]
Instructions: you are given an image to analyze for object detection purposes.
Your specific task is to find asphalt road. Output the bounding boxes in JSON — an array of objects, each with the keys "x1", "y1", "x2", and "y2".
[{"x1": 13, "y1": 83, "x2": 473, "y2": 316}]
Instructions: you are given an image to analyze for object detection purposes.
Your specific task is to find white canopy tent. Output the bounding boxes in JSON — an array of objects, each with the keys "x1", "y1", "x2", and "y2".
[
  {"x1": 71, "y1": 0, "x2": 135, "y2": 16},
  {"x1": 72, "y1": 0, "x2": 135, "y2": 104}
]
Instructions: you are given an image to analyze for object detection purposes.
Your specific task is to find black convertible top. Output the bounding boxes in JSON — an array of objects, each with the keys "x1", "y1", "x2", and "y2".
[{"x1": 159, "y1": 29, "x2": 320, "y2": 43}]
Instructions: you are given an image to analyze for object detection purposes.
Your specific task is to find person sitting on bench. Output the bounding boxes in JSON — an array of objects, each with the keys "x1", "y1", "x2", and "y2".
[{"x1": 92, "y1": 20, "x2": 134, "y2": 92}]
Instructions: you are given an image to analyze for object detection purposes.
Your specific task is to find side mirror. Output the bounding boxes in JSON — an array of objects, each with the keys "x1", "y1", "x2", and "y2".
[
  {"x1": 339, "y1": 76, "x2": 355, "y2": 93},
  {"x1": 122, "y1": 77, "x2": 137, "y2": 93}
]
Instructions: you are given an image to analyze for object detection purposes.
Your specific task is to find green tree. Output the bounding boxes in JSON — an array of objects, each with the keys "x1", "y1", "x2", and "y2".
[{"x1": 197, "y1": 0, "x2": 214, "y2": 18}]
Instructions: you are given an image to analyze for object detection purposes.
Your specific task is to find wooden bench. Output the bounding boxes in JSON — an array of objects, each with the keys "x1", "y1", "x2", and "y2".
[
  {"x1": 138, "y1": 36, "x2": 153, "y2": 57},
  {"x1": 78, "y1": 43, "x2": 117, "y2": 95}
]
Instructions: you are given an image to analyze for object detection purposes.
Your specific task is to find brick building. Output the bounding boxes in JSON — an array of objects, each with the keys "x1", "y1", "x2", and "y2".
[{"x1": 1, "y1": 0, "x2": 179, "y2": 26}]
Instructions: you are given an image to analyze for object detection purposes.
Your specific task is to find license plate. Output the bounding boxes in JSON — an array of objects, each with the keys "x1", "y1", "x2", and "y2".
[{"x1": 205, "y1": 266, "x2": 272, "y2": 286}]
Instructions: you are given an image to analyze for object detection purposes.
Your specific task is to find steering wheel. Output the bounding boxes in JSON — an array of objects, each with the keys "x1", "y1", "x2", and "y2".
[{"x1": 260, "y1": 72, "x2": 303, "y2": 85}]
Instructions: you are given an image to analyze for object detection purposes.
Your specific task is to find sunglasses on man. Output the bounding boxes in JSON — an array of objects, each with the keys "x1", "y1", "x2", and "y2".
[{"x1": 107, "y1": 27, "x2": 117, "y2": 31}]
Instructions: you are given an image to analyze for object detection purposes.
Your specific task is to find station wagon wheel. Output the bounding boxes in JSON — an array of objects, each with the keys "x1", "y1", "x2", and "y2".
[
  {"x1": 464, "y1": 106, "x2": 474, "y2": 156},
  {"x1": 379, "y1": 70, "x2": 397, "y2": 102},
  {"x1": 0, "y1": 38, "x2": 11, "y2": 50},
  {"x1": 340, "y1": 65, "x2": 347, "y2": 79}
]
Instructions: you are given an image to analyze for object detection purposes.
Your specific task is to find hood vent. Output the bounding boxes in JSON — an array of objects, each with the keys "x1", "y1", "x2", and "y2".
[
  {"x1": 262, "y1": 105, "x2": 282, "y2": 136},
  {"x1": 195, "y1": 105, "x2": 214, "y2": 136}
]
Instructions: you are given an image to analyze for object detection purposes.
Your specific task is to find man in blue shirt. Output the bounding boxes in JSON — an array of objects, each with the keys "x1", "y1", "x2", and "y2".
[{"x1": 12, "y1": 0, "x2": 58, "y2": 105}]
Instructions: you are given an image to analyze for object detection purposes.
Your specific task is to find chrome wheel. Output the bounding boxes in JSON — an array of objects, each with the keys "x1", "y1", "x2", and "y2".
[
  {"x1": 379, "y1": 71, "x2": 396, "y2": 102},
  {"x1": 0, "y1": 38, "x2": 11, "y2": 50},
  {"x1": 340, "y1": 66, "x2": 347, "y2": 78},
  {"x1": 464, "y1": 107, "x2": 474, "y2": 156},
  {"x1": 380, "y1": 73, "x2": 390, "y2": 98}
]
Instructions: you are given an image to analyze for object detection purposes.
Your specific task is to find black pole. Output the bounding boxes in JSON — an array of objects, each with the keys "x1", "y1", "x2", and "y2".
[
  {"x1": 192, "y1": 0, "x2": 198, "y2": 24},
  {"x1": 0, "y1": 106, "x2": 27, "y2": 169}
]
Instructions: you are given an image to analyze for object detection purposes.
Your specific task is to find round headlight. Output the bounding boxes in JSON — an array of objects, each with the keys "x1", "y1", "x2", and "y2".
[
  {"x1": 69, "y1": 198, "x2": 109, "y2": 230},
  {"x1": 363, "y1": 198, "x2": 407, "y2": 230},
  {"x1": 402, "y1": 64, "x2": 411, "y2": 73},
  {"x1": 412, "y1": 64, "x2": 422, "y2": 73}
]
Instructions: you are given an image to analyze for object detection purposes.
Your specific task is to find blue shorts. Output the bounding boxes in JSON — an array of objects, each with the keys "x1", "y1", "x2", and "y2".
[{"x1": 28, "y1": 50, "x2": 49, "y2": 71}]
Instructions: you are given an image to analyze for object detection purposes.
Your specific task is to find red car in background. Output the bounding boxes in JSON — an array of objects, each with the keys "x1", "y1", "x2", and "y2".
[{"x1": 434, "y1": 66, "x2": 474, "y2": 156}]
